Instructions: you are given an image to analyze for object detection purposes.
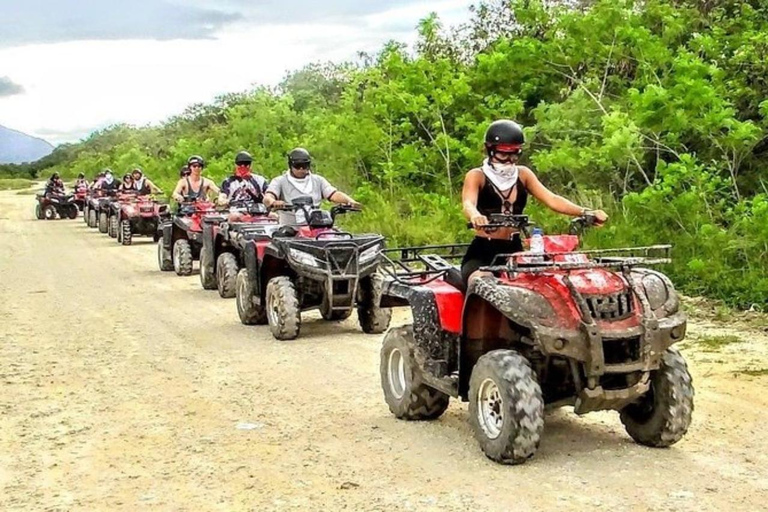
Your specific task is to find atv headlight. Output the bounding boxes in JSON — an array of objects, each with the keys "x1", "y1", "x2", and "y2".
[
  {"x1": 289, "y1": 248, "x2": 320, "y2": 268},
  {"x1": 359, "y1": 244, "x2": 381, "y2": 264},
  {"x1": 642, "y1": 274, "x2": 668, "y2": 311}
]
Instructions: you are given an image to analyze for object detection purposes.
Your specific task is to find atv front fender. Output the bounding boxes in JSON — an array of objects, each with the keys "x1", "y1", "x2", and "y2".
[
  {"x1": 242, "y1": 240, "x2": 263, "y2": 304},
  {"x1": 160, "y1": 222, "x2": 173, "y2": 250},
  {"x1": 464, "y1": 277, "x2": 557, "y2": 337}
]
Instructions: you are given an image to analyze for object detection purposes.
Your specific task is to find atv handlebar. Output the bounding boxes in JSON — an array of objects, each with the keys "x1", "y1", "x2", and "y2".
[
  {"x1": 569, "y1": 213, "x2": 600, "y2": 235},
  {"x1": 467, "y1": 214, "x2": 531, "y2": 231},
  {"x1": 330, "y1": 204, "x2": 361, "y2": 219}
]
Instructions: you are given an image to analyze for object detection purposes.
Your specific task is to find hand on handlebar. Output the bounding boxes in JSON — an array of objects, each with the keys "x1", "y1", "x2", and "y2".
[
  {"x1": 591, "y1": 209, "x2": 608, "y2": 226},
  {"x1": 470, "y1": 214, "x2": 489, "y2": 229},
  {"x1": 270, "y1": 200, "x2": 287, "y2": 210}
]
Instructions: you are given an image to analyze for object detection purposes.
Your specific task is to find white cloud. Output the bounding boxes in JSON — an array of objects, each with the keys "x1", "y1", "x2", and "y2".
[{"x1": 0, "y1": 0, "x2": 474, "y2": 145}]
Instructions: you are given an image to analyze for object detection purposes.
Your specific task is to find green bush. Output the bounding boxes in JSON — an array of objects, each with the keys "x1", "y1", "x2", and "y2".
[{"x1": 13, "y1": 0, "x2": 768, "y2": 308}]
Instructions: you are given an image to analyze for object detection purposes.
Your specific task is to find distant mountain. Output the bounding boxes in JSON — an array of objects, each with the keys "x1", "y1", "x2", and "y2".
[{"x1": 0, "y1": 125, "x2": 54, "y2": 164}]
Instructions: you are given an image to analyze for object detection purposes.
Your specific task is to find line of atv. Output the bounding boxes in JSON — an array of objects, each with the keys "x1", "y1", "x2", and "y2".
[
  {"x1": 74, "y1": 188, "x2": 694, "y2": 466},
  {"x1": 156, "y1": 196, "x2": 391, "y2": 341},
  {"x1": 82, "y1": 189, "x2": 168, "y2": 245}
]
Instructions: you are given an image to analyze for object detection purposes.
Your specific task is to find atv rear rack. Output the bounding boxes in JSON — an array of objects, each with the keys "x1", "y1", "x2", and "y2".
[
  {"x1": 482, "y1": 245, "x2": 672, "y2": 273},
  {"x1": 380, "y1": 244, "x2": 469, "y2": 285}
]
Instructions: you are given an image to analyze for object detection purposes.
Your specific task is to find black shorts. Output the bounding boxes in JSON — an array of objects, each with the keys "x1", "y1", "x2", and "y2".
[{"x1": 461, "y1": 235, "x2": 523, "y2": 285}]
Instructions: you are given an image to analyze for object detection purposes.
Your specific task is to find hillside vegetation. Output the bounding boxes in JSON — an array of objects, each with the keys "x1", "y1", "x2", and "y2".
[{"x1": 3, "y1": 0, "x2": 767, "y2": 307}]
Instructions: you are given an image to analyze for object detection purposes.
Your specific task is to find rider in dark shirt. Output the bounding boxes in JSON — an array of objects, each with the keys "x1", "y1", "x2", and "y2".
[
  {"x1": 131, "y1": 168, "x2": 162, "y2": 195},
  {"x1": 119, "y1": 174, "x2": 137, "y2": 194},
  {"x1": 171, "y1": 155, "x2": 220, "y2": 203},
  {"x1": 218, "y1": 151, "x2": 269, "y2": 206},
  {"x1": 97, "y1": 170, "x2": 120, "y2": 194},
  {"x1": 44, "y1": 173, "x2": 65, "y2": 196},
  {"x1": 461, "y1": 120, "x2": 609, "y2": 285}
]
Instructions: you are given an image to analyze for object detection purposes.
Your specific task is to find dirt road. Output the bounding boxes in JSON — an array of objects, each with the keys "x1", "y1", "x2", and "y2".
[{"x1": 1, "y1": 189, "x2": 767, "y2": 511}]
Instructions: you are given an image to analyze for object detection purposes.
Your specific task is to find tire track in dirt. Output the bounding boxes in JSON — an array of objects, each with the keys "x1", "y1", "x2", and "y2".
[{"x1": 1, "y1": 189, "x2": 767, "y2": 511}]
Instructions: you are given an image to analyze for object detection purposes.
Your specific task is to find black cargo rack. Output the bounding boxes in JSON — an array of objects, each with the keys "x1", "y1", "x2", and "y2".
[
  {"x1": 481, "y1": 245, "x2": 672, "y2": 273},
  {"x1": 380, "y1": 243, "x2": 469, "y2": 285}
]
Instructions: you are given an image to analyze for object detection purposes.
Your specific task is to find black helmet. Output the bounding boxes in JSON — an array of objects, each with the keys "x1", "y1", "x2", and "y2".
[
  {"x1": 123, "y1": 173, "x2": 133, "y2": 181},
  {"x1": 51, "y1": 172, "x2": 60, "y2": 180},
  {"x1": 484, "y1": 120, "x2": 525, "y2": 155},
  {"x1": 132, "y1": 168, "x2": 143, "y2": 177},
  {"x1": 288, "y1": 147, "x2": 311, "y2": 168},
  {"x1": 78, "y1": 172, "x2": 85, "y2": 179},
  {"x1": 235, "y1": 151, "x2": 253, "y2": 165},
  {"x1": 179, "y1": 165, "x2": 190, "y2": 177},
  {"x1": 187, "y1": 155, "x2": 205, "y2": 168}
]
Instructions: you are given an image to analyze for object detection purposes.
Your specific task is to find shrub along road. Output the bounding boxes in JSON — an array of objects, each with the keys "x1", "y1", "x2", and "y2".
[{"x1": 0, "y1": 189, "x2": 767, "y2": 511}]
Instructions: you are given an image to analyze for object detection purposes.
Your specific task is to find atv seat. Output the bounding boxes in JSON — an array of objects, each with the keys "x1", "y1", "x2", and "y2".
[
  {"x1": 417, "y1": 254, "x2": 466, "y2": 294},
  {"x1": 444, "y1": 266, "x2": 466, "y2": 294},
  {"x1": 273, "y1": 226, "x2": 299, "y2": 238}
]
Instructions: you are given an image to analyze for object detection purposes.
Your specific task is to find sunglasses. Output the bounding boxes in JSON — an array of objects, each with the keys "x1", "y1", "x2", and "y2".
[
  {"x1": 236, "y1": 162, "x2": 252, "y2": 167},
  {"x1": 292, "y1": 162, "x2": 310, "y2": 170},
  {"x1": 189, "y1": 163, "x2": 202, "y2": 168},
  {"x1": 493, "y1": 150, "x2": 522, "y2": 162}
]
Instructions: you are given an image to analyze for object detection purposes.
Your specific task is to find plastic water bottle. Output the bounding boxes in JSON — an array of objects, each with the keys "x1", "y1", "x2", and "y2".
[{"x1": 530, "y1": 228, "x2": 544, "y2": 263}]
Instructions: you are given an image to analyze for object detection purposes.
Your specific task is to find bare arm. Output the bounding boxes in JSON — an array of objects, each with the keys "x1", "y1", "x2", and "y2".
[
  {"x1": 263, "y1": 191, "x2": 278, "y2": 208},
  {"x1": 147, "y1": 179, "x2": 163, "y2": 194},
  {"x1": 172, "y1": 179, "x2": 186, "y2": 203},
  {"x1": 204, "y1": 179, "x2": 220, "y2": 200},
  {"x1": 521, "y1": 168, "x2": 607, "y2": 222},
  {"x1": 462, "y1": 169, "x2": 488, "y2": 227},
  {"x1": 328, "y1": 191, "x2": 359, "y2": 207}
]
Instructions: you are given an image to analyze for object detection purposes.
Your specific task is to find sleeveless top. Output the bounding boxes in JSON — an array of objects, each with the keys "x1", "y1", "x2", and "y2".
[
  {"x1": 476, "y1": 171, "x2": 528, "y2": 216},
  {"x1": 185, "y1": 177, "x2": 205, "y2": 201},
  {"x1": 134, "y1": 179, "x2": 151, "y2": 195}
]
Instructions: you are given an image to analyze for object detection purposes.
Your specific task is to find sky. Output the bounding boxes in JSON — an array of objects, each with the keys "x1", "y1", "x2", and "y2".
[{"x1": 0, "y1": 0, "x2": 475, "y2": 145}]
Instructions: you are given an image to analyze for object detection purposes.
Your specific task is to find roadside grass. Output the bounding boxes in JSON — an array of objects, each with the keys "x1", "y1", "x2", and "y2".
[
  {"x1": 695, "y1": 334, "x2": 743, "y2": 352},
  {"x1": 0, "y1": 178, "x2": 34, "y2": 190},
  {"x1": 737, "y1": 368, "x2": 768, "y2": 377}
]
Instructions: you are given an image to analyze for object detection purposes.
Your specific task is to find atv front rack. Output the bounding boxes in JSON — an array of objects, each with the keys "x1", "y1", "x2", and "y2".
[
  {"x1": 482, "y1": 245, "x2": 672, "y2": 273},
  {"x1": 380, "y1": 244, "x2": 469, "y2": 285}
]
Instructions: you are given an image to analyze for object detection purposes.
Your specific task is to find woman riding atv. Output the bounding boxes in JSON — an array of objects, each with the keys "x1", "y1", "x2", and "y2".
[
  {"x1": 119, "y1": 174, "x2": 137, "y2": 194},
  {"x1": 461, "y1": 120, "x2": 608, "y2": 285},
  {"x1": 44, "y1": 173, "x2": 65, "y2": 196}
]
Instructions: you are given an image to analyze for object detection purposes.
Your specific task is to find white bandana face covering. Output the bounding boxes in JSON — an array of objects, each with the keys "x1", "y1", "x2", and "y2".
[
  {"x1": 286, "y1": 170, "x2": 313, "y2": 195},
  {"x1": 481, "y1": 158, "x2": 518, "y2": 192}
]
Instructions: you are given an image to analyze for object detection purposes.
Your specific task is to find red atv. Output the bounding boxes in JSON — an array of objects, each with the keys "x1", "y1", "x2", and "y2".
[
  {"x1": 199, "y1": 200, "x2": 279, "y2": 298},
  {"x1": 234, "y1": 196, "x2": 391, "y2": 340},
  {"x1": 109, "y1": 194, "x2": 168, "y2": 245},
  {"x1": 35, "y1": 193, "x2": 78, "y2": 220},
  {"x1": 379, "y1": 214, "x2": 692, "y2": 465},
  {"x1": 157, "y1": 200, "x2": 219, "y2": 275},
  {"x1": 106, "y1": 193, "x2": 137, "y2": 239},
  {"x1": 73, "y1": 183, "x2": 88, "y2": 213},
  {"x1": 83, "y1": 189, "x2": 101, "y2": 226},
  {"x1": 88, "y1": 191, "x2": 118, "y2": 232}
]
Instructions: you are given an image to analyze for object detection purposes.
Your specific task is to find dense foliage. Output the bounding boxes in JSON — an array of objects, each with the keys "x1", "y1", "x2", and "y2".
[{"x1": 4, "y1": 0, "x2": 767, "y2": 307}]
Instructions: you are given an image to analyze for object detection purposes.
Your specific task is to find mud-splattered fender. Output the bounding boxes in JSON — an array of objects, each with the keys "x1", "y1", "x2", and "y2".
[
  {"x1": 465, "y1": 277, "x2": 557, "y2": 334},
  {"x1": 381, "y1": 279, "x2": 461, "y2": 377},
  {"x1": 160, "y1": 222, "x2": 174, "y2": 250}
]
